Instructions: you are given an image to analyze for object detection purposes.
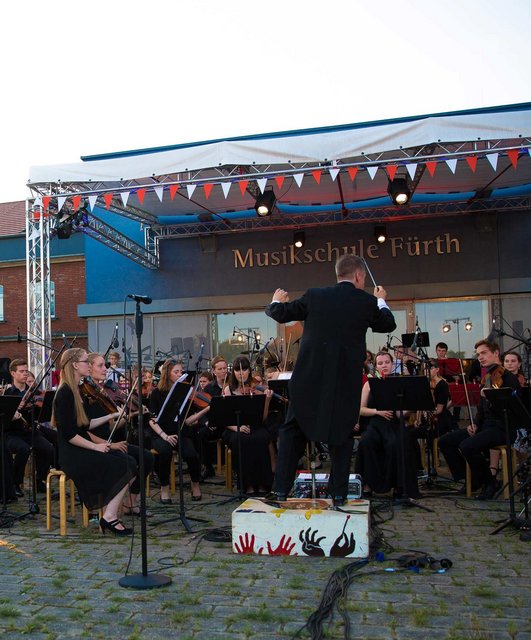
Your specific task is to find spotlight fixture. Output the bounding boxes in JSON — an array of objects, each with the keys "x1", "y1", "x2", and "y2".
[
  {"x1": 255, "y1": 189, "x2": 276, "y2": 217},
  {"x1": 374, "y1": 225, "x2": 387, "y2": 243},
  {"x1": 442, "y1": 323, "x2": 452, "y2": 333},
  {"x1": 464, "y1": 321, "x2": 473, "y2": 331},
  {"x1": 388, "y1": 177, "x2": 411, "y2": 206},
  {"x1": 56, "y1": 221, "x2": 73, "y2": 240},
  {"x1": 293, "y1": 231, "x2": 305, "y2": 249}
]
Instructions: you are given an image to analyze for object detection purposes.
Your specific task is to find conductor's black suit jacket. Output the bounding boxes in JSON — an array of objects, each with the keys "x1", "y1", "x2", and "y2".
[{"x1": 266, "y1": 281, "x2": 396, "y2": 445}]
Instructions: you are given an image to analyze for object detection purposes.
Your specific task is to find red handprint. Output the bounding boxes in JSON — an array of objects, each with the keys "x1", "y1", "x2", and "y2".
[
  {"x1": 266, "y1": 535, "x2": 297, "y2": 556},
  {"x1": 235, "y1": 532, "x2": 260, "y2": 554}
]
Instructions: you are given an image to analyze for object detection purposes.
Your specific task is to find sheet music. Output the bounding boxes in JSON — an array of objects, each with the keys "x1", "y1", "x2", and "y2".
[{"x1": 157, "y1": 375, "x2": 194, "y2": 423}]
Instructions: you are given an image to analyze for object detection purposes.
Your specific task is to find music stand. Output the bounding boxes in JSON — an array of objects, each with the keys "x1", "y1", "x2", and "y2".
[
  {"x1": 209, "y1": 395, "x2": 266, "y2": 502},
  {"x1": 0, "y1": 395, "x2": 23, "y2": 524},
  {"x1": 483, "y1": 388, "x2": 531, "y2": 535},
  {"x1": 157, "y1": 380, "x2": 208, "y2": 532},
  {"x1": 37, "y1": 391, "x2": 56, "y2": 424},
  {"x1": 369, "y1": 376, "x2": 435, "y2": 512},
  {"x1": 402, "y1": 332, "x2": 430, "y2": 349}
]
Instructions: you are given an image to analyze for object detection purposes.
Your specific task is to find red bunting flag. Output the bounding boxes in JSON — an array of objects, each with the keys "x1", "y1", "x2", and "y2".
[
  {"x1": 103, "y1": 193, "x2": 113, "y2": 209},
  {"x1": 238, "y1": 180, "x2": 249, "y2": 196},
  {"x1": 203, "y1": 183, "x2": 214, "y2": 199},
  {"x1": 136, "y1": 188, "x2": 146, "y2": 205},
  {"x1": 386, "y1": 165, "x2": 398, "y2": 181},
  {"x1": 507, "y1": 149, "x2": 519, "y2": 169},
  {"x1": 312, "y1": 169, "x2": 322, "y2": 185},
  {"x1": 465, "y1": 156, "x2": 477, "y2": 172},
  {"x1": 72, "y1": 195, "x2": 82, "y2": 211},
  {"x1": 169, "y1": 184, "x2": 180, "y2": 200},
  {"x1": 347, "y1": 167, "x2": 358, "y2": 181},
  {"x1": 275, "y1": 176, "x2": 285, "y2": 190},
  {"x1": 425, "y1": 161, "x2": 437, "y2": 177},
  {"x1": 42, "y1": 196, "x2": 51, "y2": 213}
]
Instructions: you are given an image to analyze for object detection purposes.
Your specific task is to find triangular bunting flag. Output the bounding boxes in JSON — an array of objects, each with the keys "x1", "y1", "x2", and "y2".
[
  {"x1": 120, "y1": 191, "x2": 130, "y2": 208},
  {"x1": 103, "y1": 193, "x2": 113, "y2": 209},
  {"x1": 136, "y1": 188, "x2": 146, "y2": 205},
  {"x1": 72, "y1": 195, "x2": 82, "y2": 212},
  {"x1": 238, "y1": 180, "x2": 249, "y2": 196},
  {"x1": 203, "y1": 183, "x2": 214, "y2": 199},
  {"x1": 186, "y1": 184, "x2": 197, "y2": 199},
  {"x1": 275, "y1": 175, "x2": 285, "y2": 190},
  {"x1": 33, "y1": 195, "x2": 43, "y2": 208},
  {"x1": 347, "y1": 167, "x2": 358, "y2": 181},
  {"x1": 386, "y1": 165, "x2": 398, "y2": 181},
  {"x1": 367, "y1": 166, "x2": 378, "y2": 180},
  {"x1": 169, "y1": 184, "x2": 180, "y2": 200},
  {"x1": 42, "y1": 196, "x2": 51, "y2": 213},
  {"x1": 507, "y1": 149, "x2": 519, "y2": 169},
  {"x1": 154, "y1": 186, "x2": 164, "y2": 202},
  {"x1": 221, "y1": 182, "x2": 231, "y2": 198},
  {"x1": 465, "y1": 156, "x2": 477, "y2": 172},
  {"x1": 57, "y1": 195, "x2": 67, "y2": 212},
  {"x1": 329, "y1": 167, "x2": 340, "y2": 182},
  {"x1": 312, "y1": 169, "x2": 322, "y2": 185},
  {"x1": 425, "y1": 161, "x2": 437, "y2": 177},
  {"x1": 405, "y1": 163, "x2": 417, "y2": 181},
  {"x1": 486, "y1": 153, "x2": 498, "y2": 171},
  {"x1": 257, "y1": 178, "x2": 268, "y2": 194},
  {"x1": 88, "y1": 195, "x2": 98, "y2": 211},
  {"x1": 445, "y1": 158, "x2": 458, "y2": 174},
  {"x1": 293, "y1": 173, "x2": 304, "y2": 187}
]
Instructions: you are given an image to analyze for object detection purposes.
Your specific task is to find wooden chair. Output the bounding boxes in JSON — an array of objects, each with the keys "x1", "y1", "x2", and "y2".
[
  {"x1": 465, "y1": 444, "x2": 517, "y2": 498},
  {"x1": 46, "y1": 469, "x2": 102, "y2": 536}
]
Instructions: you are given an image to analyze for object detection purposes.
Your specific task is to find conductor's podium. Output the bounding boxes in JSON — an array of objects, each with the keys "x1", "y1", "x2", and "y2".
[{"x1": 232, "y1": 498, "x2": 370, "y2": 558}]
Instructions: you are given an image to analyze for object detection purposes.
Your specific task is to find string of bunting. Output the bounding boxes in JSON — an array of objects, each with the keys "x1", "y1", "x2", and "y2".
[{"x1": 35, "y1": 147, "x2": 531, "y2": 214}]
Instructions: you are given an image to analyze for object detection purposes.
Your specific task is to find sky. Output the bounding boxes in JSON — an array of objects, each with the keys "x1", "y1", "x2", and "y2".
[{"x1": 1, "y1": 0, "x2": 530, "y2": 204}]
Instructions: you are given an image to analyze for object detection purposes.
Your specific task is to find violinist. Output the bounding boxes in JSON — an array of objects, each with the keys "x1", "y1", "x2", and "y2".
[
  {"x1": 4, "y1": 359, "x2": 54, "y2": 496},
  {"x1": 82, "y1": 353, "x2": 154, "y2": 517},
  {"x1": 427, "y1": 360, "x2": 453, "y2": 436},
  {"x1": 221, "y1": 356, "x2": 274, "y2": 494},
  {"x1": 148, "y1": 359, "x2": 202, "y2": 503},
  {"x1": 438, "y1": 339, "x2": 521, "y2": 500}
]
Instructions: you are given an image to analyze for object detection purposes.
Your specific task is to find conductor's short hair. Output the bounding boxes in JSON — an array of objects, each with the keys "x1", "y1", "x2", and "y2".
[{"x1": 335, "y1": 254, "x2": 365, "y2": 279}]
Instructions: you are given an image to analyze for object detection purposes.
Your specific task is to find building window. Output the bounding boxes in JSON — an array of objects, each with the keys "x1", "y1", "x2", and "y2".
[
  {"x1": 50, "y1": 281, "x2": 56, "y2": 319},
  {"x1": 0, "y1": 284, "x2": 3, "y2": 321}
]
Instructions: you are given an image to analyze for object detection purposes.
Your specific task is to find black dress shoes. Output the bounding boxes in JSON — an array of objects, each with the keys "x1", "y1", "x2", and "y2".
[
  {"x1": 332, "y1": 496, "x2": 347, "y2": 507},
  {"x1": 476, "y1": 480, "x2": 499, "y2": 501},
  {"x1": 263, "y1": 491, "x2": 287, "y2": 502}
]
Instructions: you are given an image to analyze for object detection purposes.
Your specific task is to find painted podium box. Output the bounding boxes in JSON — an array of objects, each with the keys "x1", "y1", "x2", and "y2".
[{"x1": 232, "y1": 498, "x2": 370, "y2": 558}]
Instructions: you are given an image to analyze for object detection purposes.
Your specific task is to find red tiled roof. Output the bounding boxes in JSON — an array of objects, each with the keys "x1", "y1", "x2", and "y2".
[{"x1": 0, "y1": 201, "x2": 26, "y2": 236}]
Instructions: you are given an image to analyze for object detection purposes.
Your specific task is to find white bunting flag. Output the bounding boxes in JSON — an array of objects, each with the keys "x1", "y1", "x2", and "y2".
[
  {"x1": 88, "y1": 195, "x2": 98, "y2": 212},
  {"x1": 221, "y1": 182, "x2": 231, "y2": 199},
  {"x1": 367, "y1": 166, "x2": 378, "y2": 180},
  {"x1": 120, "y1": 191, "x2": 130, "y2": 208},
  {"x1": 329, "y1": 167, "x2": 340, "y2": 182},
  {"x1": 57, "y1": 195, "x2": 67, "y2": 212},
  {"x1": 486, "y1": 153, "x2": 499, "y2": 171},
  {"x1": 445, "y1": 158, "x2": 458, "y2": 174},
  {"x1": 257, "y1": 178, "x2": 268, "y2": 194},
  {"x1": 33, "y1": 195, "x2": 42, "y2": 208},
  {"x1": 154, "y1": 186, "x2": 164, "y2": 203},
  {"x1": 405, "y1": 164, "x2": 417, "y2": 181},
  {"x1": 293, "y1": 173, "x2": 304, "y2": 188},
  {"x1": 186, "y1": 184, "x2": 197, "y2": 199}
]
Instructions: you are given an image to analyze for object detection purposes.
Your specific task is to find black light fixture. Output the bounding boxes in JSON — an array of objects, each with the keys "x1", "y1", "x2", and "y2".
[
  {"x1": 293, "y1": 230, "x2": 305, "y2": 249},
  {"x1": 56, "y1": 221, "x2": 73, "y2": 239},
  {"x1": 255, "y1": 189, "x2": 276, "y2": 217},
  {"x1": 374, "y1": 225, "x2": 387, "y2": 243},
  {"x1": 387, "y1": 177, "x2": 411, "y2": 206}
]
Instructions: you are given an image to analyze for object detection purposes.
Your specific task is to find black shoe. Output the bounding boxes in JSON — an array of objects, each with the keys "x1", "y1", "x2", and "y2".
[
  {"x1": 191, "y1": 494, "x2": 202, "y2": 502},
  {"x1": 263, "y1": 491, "x2": 287, "y2": 502},
  {"x1": 15, "y1": 485, "x2": 24, "y2": 498},
  {"x1": 332, "y1": 496, "x2": 347, "y2": 507},
  {"x1": 99, "y1": 517, "x2": 133, "y2": 536},
  {"x1": 159, "y1": 497, "x2": 173, "y2": 505},
  {"x1": 476, "y1": 481, "x2": 497, "y2": 501}
]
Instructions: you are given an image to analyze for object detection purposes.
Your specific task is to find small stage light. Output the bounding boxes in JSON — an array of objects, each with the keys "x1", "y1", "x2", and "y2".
[{"x1": 294, "y1": 231, "x2": 305, "y2": 248}]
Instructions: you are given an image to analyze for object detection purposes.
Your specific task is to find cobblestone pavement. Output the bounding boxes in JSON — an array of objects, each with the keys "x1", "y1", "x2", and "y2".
[{"x1": 1, "y1": 471, "x2": 530, "y2": 640}]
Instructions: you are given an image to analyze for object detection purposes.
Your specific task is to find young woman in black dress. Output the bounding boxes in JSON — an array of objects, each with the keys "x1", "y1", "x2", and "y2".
[{"x1": 51, "y1": 348, "x2": 137, "y2": 535}]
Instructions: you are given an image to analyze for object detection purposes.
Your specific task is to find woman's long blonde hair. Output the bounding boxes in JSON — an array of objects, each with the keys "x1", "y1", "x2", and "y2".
[
  {"x1": 158, "y1": 359, "x2": 183, "y2": 394},
  {"x1": 51, "y1": 348, "x2": 89, "y2": 427}
]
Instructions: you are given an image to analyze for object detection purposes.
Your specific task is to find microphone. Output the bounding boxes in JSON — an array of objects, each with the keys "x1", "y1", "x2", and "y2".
[
  {"x1": 259, "y1": 338, "x2": 274, "y2": 355},
  {"x1": 127, "y1": 294, "x2": 152, "y2": 304},
  {"x1": 17, "y1": 327, "x2": 22, "y2": 343},
  {"x1": 233, "y1": 328, "x2": 237, "y2": 337},
  {"x1": 112, "y1": 323, "x2": 119, "y2": 348},
  {"x1": 411, "y1": 319, "x2": 420, "y2": 354},
  {"x1": 196, "y1": 342, "x2": 205, "y2": 365},
  {"x1": 62, "y1": 333, "x2": 70, "y2": 349},
  {"x1": 386, "y1": 334, "x2": 391, "y2": 350},
  {"x1": 486, "y1": 319, "x2": 497, "y2": 343}
]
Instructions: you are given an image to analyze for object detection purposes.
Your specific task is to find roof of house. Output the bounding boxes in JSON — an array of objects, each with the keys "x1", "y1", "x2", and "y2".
[{"x1": 0, "y1": 201, "x2": 25, "y2": 237}]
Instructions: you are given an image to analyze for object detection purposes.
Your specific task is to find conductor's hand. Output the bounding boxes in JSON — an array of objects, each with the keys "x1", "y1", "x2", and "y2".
[
  {"x1": 110, "y1": 441, "x2": 128, "y2": 453},
  {"x1": 272, "y1": 288, "x2": 289, "y2": 303},
  {"x1": 374, "y1": 286, "x2": 387, "y2": 299},
  {"x1": 93, "y1": 442, "x2": 111, "y2": 453}
]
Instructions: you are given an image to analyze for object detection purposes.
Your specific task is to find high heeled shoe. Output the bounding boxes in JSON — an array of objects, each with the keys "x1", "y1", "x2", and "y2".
[
  {"x1": 99, "y1": 517, "x2": 133, "y2": 536},
  {"x1": 191, "y1": 494, "x2": 202, "y2": 502}
]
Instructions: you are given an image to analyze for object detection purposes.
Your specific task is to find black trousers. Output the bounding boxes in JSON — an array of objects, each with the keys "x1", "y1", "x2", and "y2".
[
  {"x1": 151, "y1": 434, "x2": 201, "y2": 485},
  {"x1": 6, "y1": 429, "x2": 54, "y2": 485},
  {"x1": 273, "y1": 404, "x2": 352, "y2": 499},
  {"x1": 125, "y1": 445, "x2": 154, "y2": 495}
]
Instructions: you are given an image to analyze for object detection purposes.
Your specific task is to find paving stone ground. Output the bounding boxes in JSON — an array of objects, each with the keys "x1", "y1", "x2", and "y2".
[{"x1": 1, "y1": 467, "x2": 530, "y2": 640}]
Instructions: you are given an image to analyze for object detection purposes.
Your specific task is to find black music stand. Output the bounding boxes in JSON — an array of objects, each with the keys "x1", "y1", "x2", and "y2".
[
  {"x1": 483, "y1": 388, "x2": 531, "y2": 535},
  {"x1": 209, "y1": 395, "x2": 266, "y2": 502},
  {"x1": 402, "y1": 332, "x2": 430, "y2": 350},
  {"x1": 156, "y1": 380, "x2": 208, "y2": 532},
  {"x1": 369, "y1": 376, "x2": 435, "y2": 512},
  {"x1": 0, "y1": 395, "x2": 23, "y2": 525}
]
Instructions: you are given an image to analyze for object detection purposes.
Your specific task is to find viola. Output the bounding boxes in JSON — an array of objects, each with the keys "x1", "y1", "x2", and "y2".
[
  {"x1": 191, "y1": 388, "x2": 212, "y2": 409},
  {"x1": 481, "y1": 365, "x2": 505, "y2": 389},
  {"x1": 79, "y1": 376, "x2": 119, "y2": 414}
]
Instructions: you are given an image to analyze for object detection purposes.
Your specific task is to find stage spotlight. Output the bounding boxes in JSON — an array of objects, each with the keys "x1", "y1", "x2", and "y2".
[
  {"x1": 442, "y1": 323, "x2": 452, "y2": 333},
  {"x1": 388, "y1": 177, "x2": 411, "y2": 205},
  {"x1": 56, "y1": 221, "x2": 73, "y2": 239},
  {"x1": 255, "y1": 190, "x2": 276, "y2": 217},
  {"x1": 464, "y1": 321, "x2": 473, "y2": 331},
  {"x1": 374, "y1": 225, "x2": 387, "y2": 243},
  {"x1": 294, "y1": 231, "x2": 305, "y2": 249}
]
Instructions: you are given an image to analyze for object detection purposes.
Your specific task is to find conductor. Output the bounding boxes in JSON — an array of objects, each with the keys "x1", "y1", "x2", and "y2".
[{"x1": 265, "y1": 254, "x2": 396, "y2": 505}]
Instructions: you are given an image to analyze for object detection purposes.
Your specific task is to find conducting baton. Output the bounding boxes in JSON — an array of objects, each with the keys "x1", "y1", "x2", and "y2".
[{"x1": 362, "y1": 257, "x2": 378, "y2": 289}]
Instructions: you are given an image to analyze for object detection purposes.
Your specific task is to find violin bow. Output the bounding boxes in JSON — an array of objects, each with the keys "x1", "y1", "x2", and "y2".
[
  {"x1": 282, "y1": 334, "x2": 292, "y2": 373},
  {"x1": 107, "y1": 377, "x2": 139, "y2": 444},
  {"x1": 458, "y1": 358, "x2": 474, "y2": 427}
]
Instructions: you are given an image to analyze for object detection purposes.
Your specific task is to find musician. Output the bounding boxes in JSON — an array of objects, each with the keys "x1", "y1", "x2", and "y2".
[
  {"x1": 52, "y1": 348, "x2": 137, "y2": 535},
  {"x1": 4, "y1": 359, "x2": 54, "y2": 496},
  {"x1": 355, "y1": 351, "x2": 420, "y2": 498},
  {"x1": 148, "y1": 359, "x2": 202, "y2": 503},
  {"x1": 438, "y1": 339, "x2": 521, "y2": 499},
  {"x1": 265, "y1": 254, "x2": 396, "y2": 505},
  {"x1": 106, "y1": 351, "x2": 125, "y2": 385},
  {"x1": 427, "y1": 359, "x2": 453, "y2": 436}
]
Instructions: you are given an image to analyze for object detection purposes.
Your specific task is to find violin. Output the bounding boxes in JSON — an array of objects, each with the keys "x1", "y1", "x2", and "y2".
[
  {"x1": 190, "y1": 389, "x2": 212, "y2": 409},
  {"x1": 79, "y1": 376, "x2": 119, "y2": 414},
  {"x1": 481, "y1": 365, "x2": 505, "y2": 390}
]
